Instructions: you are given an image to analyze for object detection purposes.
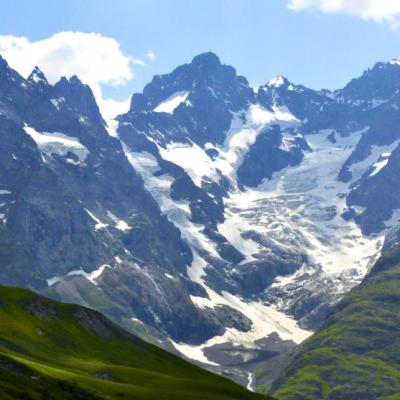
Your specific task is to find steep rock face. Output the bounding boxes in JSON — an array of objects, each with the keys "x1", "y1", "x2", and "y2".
[
  {"x1": 340, "y1": 60, "x2": 400, "y2": 105},
  {"x1": 347, "y1": 144, "x2": 400, "y2": 234},
  {"x1": 129, "y1": 52, "x2": 255, "y2": 146},
  {"x1": 237, "y1": 125, "x2": 309, "y2": 187},
  {"x1": 334, "y1": 63, "x2": 400, "y2": 234},
  {"x1": 257, "y1": 76, "x2": 362, "y2": 134},
  {"x1": 0, "y1": 56, "x2": 227, "y2": 345}
]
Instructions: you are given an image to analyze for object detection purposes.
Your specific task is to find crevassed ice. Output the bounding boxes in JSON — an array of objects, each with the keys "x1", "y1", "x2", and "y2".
[
  {"x1": 24, "y1": 126, "x2": 89, "y2": 162},
  {"x1": 220, "y1": 129, "x2": 384, "y2": 278}
]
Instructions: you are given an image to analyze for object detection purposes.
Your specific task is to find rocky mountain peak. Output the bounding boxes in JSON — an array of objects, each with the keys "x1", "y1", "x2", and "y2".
[
  {"x1": 191, "y1": 51, "x2": 222, "y2": 70},
  {"x1": 267, "y1": 74, "x2": 290, "y2": 88},
  {"x1": 0, "y1": 54, "x2": 23, "y2": 85},
  {"x1": 55, "y1": 75, "x2": 88, "y2": 91},
  {"x1": 27, "y1": 66, "x2": 48, "y2": 86},
  {"x1": 129, "y1": 52, "x2": 253, "y2": 115},
  {"x1": 339, "y1": 59, "x2": 400, "y2": 105},
  {"x1": 53, "y1": 75, "x2": 103, "y2": 123}
]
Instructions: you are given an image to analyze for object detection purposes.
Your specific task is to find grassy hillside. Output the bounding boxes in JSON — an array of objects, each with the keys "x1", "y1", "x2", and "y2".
[
  {"x1": 270, "y1": 245, "x2": 400, "y2": 400},
  {"x1": 0, "y1": 285, "x2": 269, "y2": 400}
]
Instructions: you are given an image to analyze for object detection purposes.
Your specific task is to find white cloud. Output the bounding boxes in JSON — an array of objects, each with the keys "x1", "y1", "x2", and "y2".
[
  {"x1": 287, "y1": 0, "x2": 400, "y2": 29},
  {"x1": 0, "y1": 32, "x2": 139, "y2": 118},
  {"x1": 99, "y1": 97, "x2": 131, "y2": 121},
  {"x1": 146, "y1": 51, "x2": 156, "y2": 61}
]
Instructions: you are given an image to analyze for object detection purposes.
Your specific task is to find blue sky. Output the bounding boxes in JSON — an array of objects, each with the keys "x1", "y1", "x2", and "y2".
[{"x1": 1, "y1": 0, "x2": 400, "y2": 116}]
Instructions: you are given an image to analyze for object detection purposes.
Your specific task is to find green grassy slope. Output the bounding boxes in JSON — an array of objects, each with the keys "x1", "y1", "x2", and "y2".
[
  {"x1": 0, "y1": 285, "x2": 269, "y2": 400},
  {"x1": 270, "y1": 245, "x2": 400, "y2": 400}
]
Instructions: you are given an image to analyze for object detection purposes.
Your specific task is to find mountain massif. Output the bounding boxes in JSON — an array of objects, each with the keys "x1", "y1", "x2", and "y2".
[{"x1": 1, "y1": 51, "x2": 400, "y2": 394}]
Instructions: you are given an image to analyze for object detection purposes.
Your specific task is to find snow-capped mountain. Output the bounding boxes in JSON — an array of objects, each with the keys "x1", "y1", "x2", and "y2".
[
  {"x1": 1, "y1": 52, "x2": 400, "y2": 388},
  {"x1": 117, "y1": 53, "x2": 400, "y2": 385}
]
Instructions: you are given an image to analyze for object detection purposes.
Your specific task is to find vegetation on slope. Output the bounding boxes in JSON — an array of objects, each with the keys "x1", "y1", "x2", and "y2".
[
  {"x1": 0, "y1": 285, "x2": 269, "y2": 400},
  {"x1": 270, "y1": 245, "x2": 400, "y2": 400}
]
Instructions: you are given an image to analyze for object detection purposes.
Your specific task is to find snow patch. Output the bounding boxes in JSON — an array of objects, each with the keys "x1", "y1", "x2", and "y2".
[
  {"x1": 370, "y1": 158, "x2": 389, "y2": 176},
  {"x1": 268, "y1": 75, "x2": 286, "y2": 88},
  {"x1": 215, "y1": 105, "x2": 298, "y2": 185},
  {"x1": 349, "y1": 138, "x2": 400, "y2": 181},
  {"x1": 384, "y1": 208, "x2": 400, "y2": 229},
  {"x1": 149, "y1": 104, "x2": 298, "y2": 189},
  {"x1": 123, "y1": 148, "x2": 217, "y2": 258},
  {"x1": 85, "y1": 209, "x2": 108, "y2": 230},
  {"x1": 107, "y1": 211, "x2": 132, "y2": 231},
  {"x1": 50, "y1": 97, "x2": 65, "y2": 110},
  {"x1": 154, "y1": 91, "x2": 189, "y2": 114},
  {"x1": 47, "y1": 265, "x2": 111, "y2": 287},
  {"x1": 369, "y1": 150, "x2": 395, "y2": 177},
  {"x1": 159, "y1": 142, "x2": 218, "y2": 187},
  {"x1": 24, "y1": 126, "x2": 88, "y2": 162},
  {"x1": 30, "y1": 71, "x2": 46, "y2": 84}
]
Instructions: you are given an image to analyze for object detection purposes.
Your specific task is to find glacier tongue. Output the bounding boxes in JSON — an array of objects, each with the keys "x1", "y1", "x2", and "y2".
[
  {"x1": 120, "y1": 104, "x2": 312, "y2": 365},
  {"x1": 119, "y1": 101, "x2": 386, "y2": 368},
  {"x1": 172, "y1": 252, "x2": 312, "y2": 366}
]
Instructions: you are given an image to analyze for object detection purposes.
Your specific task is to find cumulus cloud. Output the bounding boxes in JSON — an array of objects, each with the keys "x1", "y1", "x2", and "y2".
[
  {"x1": 0, "y1": 31, "x2": 141, "y2": 119},
  {"x1": 287, "y1": 0, "x2": 400, "y2": 29}
]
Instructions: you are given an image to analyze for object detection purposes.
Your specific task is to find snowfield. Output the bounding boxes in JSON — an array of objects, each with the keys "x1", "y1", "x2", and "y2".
[
  {"x1": 154, "y1": 91, "x2": 190, "y2": 114},
  {"x1": 158, "y1": 104, "x2": 298, "y2": 189}
]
